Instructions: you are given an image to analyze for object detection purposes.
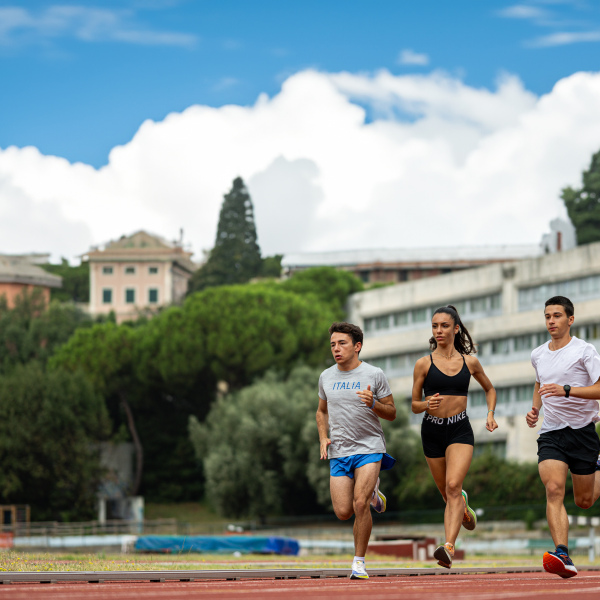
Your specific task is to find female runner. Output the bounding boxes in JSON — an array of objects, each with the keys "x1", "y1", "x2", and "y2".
[{"x1": 412, "y1": 305, "x2": 498, "y2": 568}]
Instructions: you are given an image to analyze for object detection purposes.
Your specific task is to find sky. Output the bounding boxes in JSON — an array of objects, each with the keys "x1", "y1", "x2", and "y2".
[{"x1": 1, "y1": 0, "x2": 600, "y2": 262}]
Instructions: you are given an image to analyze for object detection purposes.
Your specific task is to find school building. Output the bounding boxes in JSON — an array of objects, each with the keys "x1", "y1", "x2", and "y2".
[{"x1": 346, "y1": 240, "x2": 600, "y2": 463}]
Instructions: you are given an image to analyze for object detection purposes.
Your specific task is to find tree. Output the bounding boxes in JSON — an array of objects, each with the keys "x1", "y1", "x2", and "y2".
[
  {"x1": 40, "y1": 259, "x2": 90, "y2": 303},
  {"x1": 189, "y1": 177, "x2": 262, "y2": 292},
  {"x1": 182, "y1": 284, "x2": 337, "y2": 390},
  {"x1": 48, "y1": 323, "x2": 145, "y2": 495},
  {"x1": 189, "y1": 367, "x2": 322, "y2": 519},
  {"x1": 0, "y1": 289, "x2": 92, "y2": 375},
  {"x1": 0, "y1": 362, "x2": 109, "y2": 521},
  {"x1": 281, "y1": 267, "x2": 364, "y2": 317},
  {"x1": 562, "y1": 149, "x2": 600, "y2": 245}
]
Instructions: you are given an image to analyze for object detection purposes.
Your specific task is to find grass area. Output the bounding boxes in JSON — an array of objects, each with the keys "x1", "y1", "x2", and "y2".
[
  {"x1": 1, "y1": 551, "x2": 598, "y2": 573},
  {"x1": 144, "y1": 502, "x2": 223, "y2": 525}
]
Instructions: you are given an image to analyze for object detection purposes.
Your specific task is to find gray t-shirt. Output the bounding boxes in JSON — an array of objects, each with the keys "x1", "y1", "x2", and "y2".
[{"x1": 318, "y1": 361, "x2": 392, "y2": 459}]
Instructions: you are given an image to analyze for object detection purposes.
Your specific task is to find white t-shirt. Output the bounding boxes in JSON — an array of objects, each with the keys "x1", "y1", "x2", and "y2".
[{"x1": 531, "y1": 336, "x2": 600, "y2": 434}]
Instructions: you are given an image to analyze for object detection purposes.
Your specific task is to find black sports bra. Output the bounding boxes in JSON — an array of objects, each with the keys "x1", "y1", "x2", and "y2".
[{"x1": 423, "y1": 354, "x2": 471, "y2": 397}]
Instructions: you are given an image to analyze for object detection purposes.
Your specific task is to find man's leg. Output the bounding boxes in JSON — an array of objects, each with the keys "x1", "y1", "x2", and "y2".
[
  {"x1": 539, "y1": 459, "x2": 569, "y2": 547},
  {"x1": 351, "y1": 460, "x2": 381, "y2": 557},
  {"x1": 572, "y1": 472, "x2": 599, "y2": 509},
  {"x1": 330, "y1": 475, "x2": 355, "y2": 521}
]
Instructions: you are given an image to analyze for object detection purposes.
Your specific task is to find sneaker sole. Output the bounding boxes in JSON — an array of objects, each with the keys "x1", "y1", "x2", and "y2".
[
  {"x1": 543, "y1": 552, "x2": 578, "y2": 578},
  {"x1": 433, "y1": 546, "x2": 452, "y2": 569},
  {"x1": 350, "y1": 573, "x2": 369, "y2": 580}
]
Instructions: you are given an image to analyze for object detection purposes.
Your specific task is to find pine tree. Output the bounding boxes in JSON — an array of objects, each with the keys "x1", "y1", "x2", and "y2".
[
  {"x1": 562, "y1": 149, "x2": 600, "y2": 245},
  {"x1": 189, "y1": 177, "x2": 262, "y2": 292}
]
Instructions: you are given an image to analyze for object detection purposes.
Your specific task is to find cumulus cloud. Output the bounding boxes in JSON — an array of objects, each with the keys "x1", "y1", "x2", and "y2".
[
  {"x1": 2, "y1": 68, "x2": 600, "y2": 261},
  {"x1": 397, "y1": 49, "x2": 430, "y2": 66},
  {"x1": 530, "y1": 29, "x2": 600, "y2": 46}
]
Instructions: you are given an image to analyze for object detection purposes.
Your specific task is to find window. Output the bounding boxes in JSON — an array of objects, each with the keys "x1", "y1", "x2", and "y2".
[
  {"x1": 473, "y1": 440, "x2": 506, "y2": 460},
  {"x1": 492, "y1": 339, "x2": 510, "y2": 355},
  {"x1": 393, "y1": 311, "x2": 408, "y2": 327},
  {"x1": 470, "y1": 296, "x2": 487, "y2": 313},
  {"x1": 125, "y1": 289, "x2": 135, "y2": 304},
  {"x1": 412, "y1": 308, "x2": 428, "y2": 323},
  {"x1": 102, "y1": 288, "x2": 112, "y2": 304},
  {"x1": 490, "y1": 294, "x2": 501, "y2": 310},
  {"x1": 125, "y1": 266, "x2": 136, "y2": 275},
  {"x1": 470, "y1": 390, "x2": 486, "y2": 407},
  {"x1": 513, "y1": 334, "x2": 533, "y2": 352},
  {"x1": 102, "y1": 266, "x2": 113, "y2": 275},
  {"x1": 149, "y1": 266, "x2": 159, "y2": 275},
  {"x1": 375, "y1": 315, "x2": 390, "y2": 330},
  {"x1": 148, "y1": 288, "x2": 159, "y2": 304}
]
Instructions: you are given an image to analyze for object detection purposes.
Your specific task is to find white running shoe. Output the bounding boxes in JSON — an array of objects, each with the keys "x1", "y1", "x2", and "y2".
[
  {"x1": 370, "y1": 477, "x2": 387, "y2": 513},
  {"x1": 350, "y1": 559, "x2": 369, "y2": 579}
]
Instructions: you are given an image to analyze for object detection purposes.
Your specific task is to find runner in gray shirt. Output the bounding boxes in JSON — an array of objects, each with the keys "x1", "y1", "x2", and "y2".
[{"x1": 316, "y1": 322, "x2": 396, "y2": 580}]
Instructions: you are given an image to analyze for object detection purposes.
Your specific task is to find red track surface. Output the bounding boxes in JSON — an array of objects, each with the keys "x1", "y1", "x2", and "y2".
[{"x1": 1, "y1": 572, "x2": 600, "y2": 599}]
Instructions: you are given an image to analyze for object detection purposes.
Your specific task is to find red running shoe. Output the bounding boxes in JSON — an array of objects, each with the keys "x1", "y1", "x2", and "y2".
[{"x1": 543, "y1": 550, "x2": 577, "y2": 578}]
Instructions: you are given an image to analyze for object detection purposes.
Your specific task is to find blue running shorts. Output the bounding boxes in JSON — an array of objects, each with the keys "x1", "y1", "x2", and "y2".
[{"x1": 330, "y1": 452, "x2": 396, "y2": 478}]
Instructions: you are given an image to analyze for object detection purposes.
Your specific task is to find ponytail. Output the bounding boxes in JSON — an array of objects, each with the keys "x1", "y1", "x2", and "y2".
[{"x1": 429, "y1": 305, "x2": 476, "y2": 355}]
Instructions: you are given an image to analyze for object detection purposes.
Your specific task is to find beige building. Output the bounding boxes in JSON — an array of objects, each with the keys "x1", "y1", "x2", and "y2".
[
  {"x1": 347, "y1": 240, "x2": 600, "y2": 463},
  {"x1": 85, "y1": 231, "x2": 197, "y2": 322},
  {"x1": 0, "y1": 254, "x2": 61, "y2": 308}
]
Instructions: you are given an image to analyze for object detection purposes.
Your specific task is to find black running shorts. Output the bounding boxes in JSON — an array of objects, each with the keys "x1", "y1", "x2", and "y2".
[
  {"x1": 421, "y1": 410, "x2": 475, "y2": 458},
  {"x1": 537, "y1": 422, "x2": 600, "y2": 475}
]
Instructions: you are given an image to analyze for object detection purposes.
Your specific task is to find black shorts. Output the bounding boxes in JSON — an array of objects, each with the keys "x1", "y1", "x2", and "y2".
[
  {"x1": 537, "y1": 422, "x2": 600, "y2": 475},
  {"x1": 421, "y1": 410, "x2": 475, "y2": 458}
]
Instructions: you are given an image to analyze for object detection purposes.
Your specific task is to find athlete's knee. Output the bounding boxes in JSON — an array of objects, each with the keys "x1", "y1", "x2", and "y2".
[
  {"x1": 445, "y1": 480, "x2": 462, "y2": 498},
  {"x1": 545, "y1": 480, "x2": 565, "y2": 502},
  {"x1": 575, "y1": 494, "x2": 594, "y2": 509},
  {"x1": 353, "y1": 496, "x2": 369, "y2": 515},
  {"x1": 333, "y1": 506, "x2": 354, "y2": 520}
]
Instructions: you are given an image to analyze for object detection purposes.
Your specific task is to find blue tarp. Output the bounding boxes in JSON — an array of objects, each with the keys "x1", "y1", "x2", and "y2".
[{"x1": 135, "y1": 535, "x2": 300, "y2": 555}]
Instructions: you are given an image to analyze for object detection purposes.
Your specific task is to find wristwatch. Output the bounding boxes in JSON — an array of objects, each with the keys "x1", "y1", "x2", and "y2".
[{"x1": 563, "y1": 385, "x2": 571, "y2": 398}]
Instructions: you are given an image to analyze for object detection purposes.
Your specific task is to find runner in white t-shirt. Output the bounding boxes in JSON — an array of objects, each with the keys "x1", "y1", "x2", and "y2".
[{"x1": 526, "y1": 296, "x2": 600, "y2": 579}]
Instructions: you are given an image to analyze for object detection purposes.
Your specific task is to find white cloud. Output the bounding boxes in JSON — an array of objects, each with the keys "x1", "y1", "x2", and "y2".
[
  {"x1": 397, "y1": 49, "x2": 430, "y2": 66},
  {"x1": 2, "y1": 69, "x2": 600, "y2": 262},
  {"x1": 497, "y1": 5, "x2": 549, "y2": 19},
  {"x1": 530, "y1": 29, "x2": 600, "y2": 46},
  {"x1": 0, "y1": 5, "x2": 197, "y2": 48}
]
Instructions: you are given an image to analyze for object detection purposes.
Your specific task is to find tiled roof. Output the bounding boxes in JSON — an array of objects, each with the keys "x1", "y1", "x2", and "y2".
[{"x1": 0, "y1": 255, "x2": 62, "y2": 288}]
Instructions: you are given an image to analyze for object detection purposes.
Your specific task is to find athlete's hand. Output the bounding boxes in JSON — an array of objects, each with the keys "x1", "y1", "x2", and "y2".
[
  {"x1": 357, "y1": 384, "x2": 375, "y2": 407},
  {"x1": 526, "y1": 406, "x2": 539, "y2": 428},
  {"x1": 486, "y1": 413, "x2": 498, "y2": 432},
  {"x1": 319, "y1": 437, "x2": 331, "y2": 460},
  {"x1": 427, "y1": 393, "x2": 443, "y2": 411},
  {"x1": 539, "y1": 383, "x2": 565, "y2": 397}
]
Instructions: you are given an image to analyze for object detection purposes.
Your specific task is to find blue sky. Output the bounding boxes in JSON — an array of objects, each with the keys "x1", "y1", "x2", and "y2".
[
  {"x1": 2, "y1": 0, "x2": 600, "y2": 167},
  {"x1": 1, "y1": 0, "x2": 600, "y2": 261}
]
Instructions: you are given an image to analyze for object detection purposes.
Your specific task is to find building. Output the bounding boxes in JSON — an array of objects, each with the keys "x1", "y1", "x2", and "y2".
[
  {"x1": 85, "y1": 231, "x2": 197, "y2": 322},
  {"x1": 346, "y1": 240, "x2": 600, "y2": 463},
  {"x1": 282, "y1": 219, "x2": 577, "y2": 285},
  {"x1": 0, "y1": 254, "x2": 61, "y2": 308},
  {"x1": 282, "y1": 245, "x2": 542, "y2": 285}
]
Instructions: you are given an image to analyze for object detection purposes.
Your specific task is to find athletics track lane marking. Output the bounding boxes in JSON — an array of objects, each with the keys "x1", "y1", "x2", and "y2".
[{"x1": 1, "y1": 573, "x2": 600, "y2": 600}]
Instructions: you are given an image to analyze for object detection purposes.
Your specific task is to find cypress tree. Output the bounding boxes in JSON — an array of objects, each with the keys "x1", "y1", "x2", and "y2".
[{"x1": 189, "y1": 177, "x2": 262, "y2": 292}]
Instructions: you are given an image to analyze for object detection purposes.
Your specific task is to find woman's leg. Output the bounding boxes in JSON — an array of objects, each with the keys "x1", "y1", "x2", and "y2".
[
  {"x1": 443, "y1": 443, "x2": 473, "y2": 546},
  {"x1": 425, "y1": 456, "x2": 448, "y2": 501}
]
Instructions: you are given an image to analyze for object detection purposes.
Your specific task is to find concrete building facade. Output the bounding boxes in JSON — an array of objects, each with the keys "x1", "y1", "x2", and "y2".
[
  {"x1": 346, "y1": 241, "x2": 600, "y2": 463},
  {"x1": 85, "y1": 231, "x2": 197, "y2": 322}
]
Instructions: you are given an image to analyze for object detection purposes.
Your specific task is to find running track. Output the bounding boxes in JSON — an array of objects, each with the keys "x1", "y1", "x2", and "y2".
[{"x1": 1, "y1": 572, "x2": 600, "y2": 599}]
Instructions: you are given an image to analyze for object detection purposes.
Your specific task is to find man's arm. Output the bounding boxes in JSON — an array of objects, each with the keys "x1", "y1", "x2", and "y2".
[
  {"x1": 356, "y1": 385, "x2": 396, "y2": 421},
  {"x1": 526, "y1": 381, "x2": 543, "y2": 428},
  {"x1": 539, "y1": 377, "x2": 600, "y2": 400},
  {"x1": 316, "y1": 397, "x2": 331, "y2": 460}
]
